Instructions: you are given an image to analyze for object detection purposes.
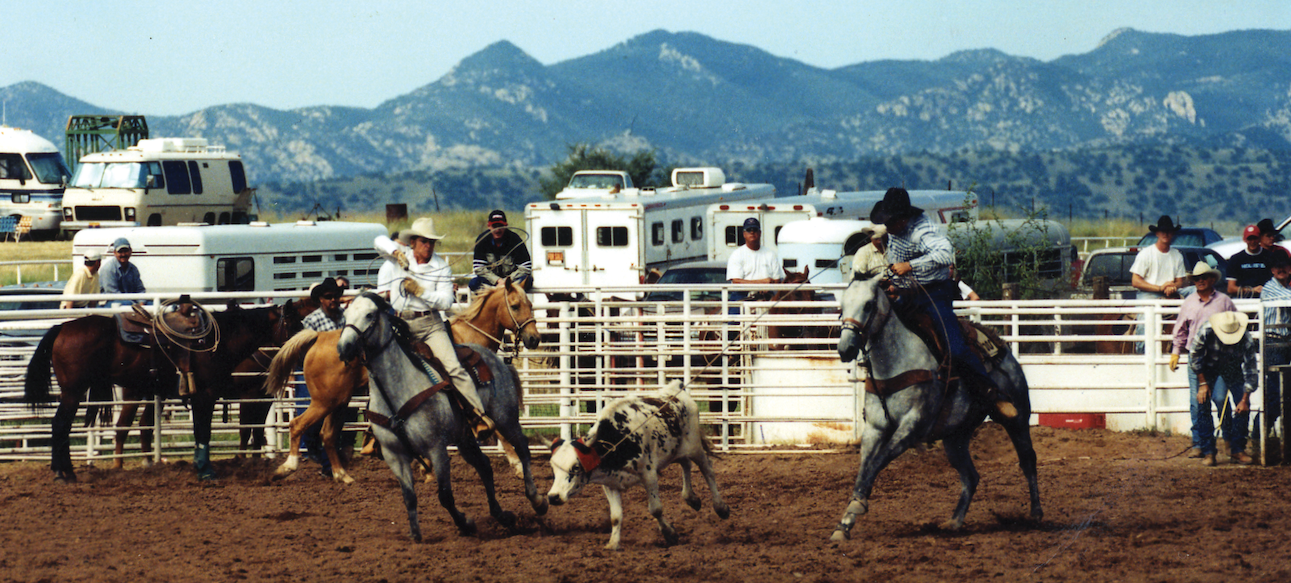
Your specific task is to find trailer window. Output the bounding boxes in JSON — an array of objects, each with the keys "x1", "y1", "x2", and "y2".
[
  {"x1": 216, "y1": 257, "x2": 255, "y2": 291},
  {"x1": 163, "y1": 161, "x2": 191, "y2": 194},
  {"x1": 187, "y1": 161, "x2": 204, "y2": 194},
  {"x1": 690, "y1": 217, "x2": 702, "y2": 240},
  {"x1": 671, "y1": 220, "x2": 684, "y2": 243},
  {"x1": 725, "y1": 226, "x2": 740, "y2": 246},
  {"x1": 229, "y1": 161, "x2": 247, "y2": 194},
  {"x1": 541, "y1": 226, "x2": 573, "y2": 247},
  {"x1": 596, "y1": 226, "x2": 628, "y2": 247},
  {"x1": 651, "y1": 222, "x2": 664, "y2": 246}
]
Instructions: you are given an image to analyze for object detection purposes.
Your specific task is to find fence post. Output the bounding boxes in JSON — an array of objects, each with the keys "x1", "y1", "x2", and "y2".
[
  {"x1": 1144, "y1": 303, "x2": 1159, "y2": 430},
  {"x1": 558, "y1": 301, "x2": 572, "y2": 441}
]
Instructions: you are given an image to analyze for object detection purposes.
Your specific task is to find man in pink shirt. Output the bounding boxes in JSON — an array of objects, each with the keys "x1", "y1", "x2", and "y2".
[{"x1": 1168, "y1": 262, "x2": 1236, "y2": 458}]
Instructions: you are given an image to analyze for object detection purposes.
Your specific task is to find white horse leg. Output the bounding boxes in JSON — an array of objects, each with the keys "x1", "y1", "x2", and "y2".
[
  {"x1": 273, "y1": 415, "x2": 305, "y2": 477},
  {"x1": 831, "y1": 399, "x2": 930, "y2": 542},
  {"x1": 380, "y1": 439, "x2": 423, "y2": 542}
]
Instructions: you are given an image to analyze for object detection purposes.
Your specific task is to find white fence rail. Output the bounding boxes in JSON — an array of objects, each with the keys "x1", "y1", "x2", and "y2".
[{"x1": 0, "y1": 286, "x2": 1286, "y2": 466}]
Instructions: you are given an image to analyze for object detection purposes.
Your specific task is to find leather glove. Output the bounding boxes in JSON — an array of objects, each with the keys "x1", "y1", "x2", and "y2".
[
  {"x1": 1168, "y1": 354, "x2": 1179, "y2": 372},
  {"x1": 394, "y1": 250, "x2": 410, "y2": 271},
  {"x1": 401, "y1": 277, "x2": 424, "y2": 298}
]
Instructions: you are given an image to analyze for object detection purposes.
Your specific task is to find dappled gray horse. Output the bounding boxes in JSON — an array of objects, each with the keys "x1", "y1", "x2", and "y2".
[
  {"x1": 831, "y1": 272, "x2": 1042, "y2": 541},
  {"x1": 336, "y1": 292, "x2": 547, "y2": 541}
]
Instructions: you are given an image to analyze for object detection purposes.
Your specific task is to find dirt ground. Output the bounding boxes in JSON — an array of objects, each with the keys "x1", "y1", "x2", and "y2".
[{"x1": 1, "y1": 425, "x2": 1289, "y2": 583}]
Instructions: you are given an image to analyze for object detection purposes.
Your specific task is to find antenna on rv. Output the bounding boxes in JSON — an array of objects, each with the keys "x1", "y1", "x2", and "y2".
[{"x1": 801, "y1": 168, "x2": 814, "y2": 196}]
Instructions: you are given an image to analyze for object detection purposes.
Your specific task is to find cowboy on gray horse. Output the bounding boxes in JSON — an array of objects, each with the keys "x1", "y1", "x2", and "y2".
[{"x1": 870, "y1": 187, "x2": 1017, "y2": 418}]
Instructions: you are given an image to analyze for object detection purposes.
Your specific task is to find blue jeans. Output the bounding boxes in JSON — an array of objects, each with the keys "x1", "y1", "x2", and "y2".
[
  {"x1": 903, "y1": 281, "x2": 992, "y2": 380},
  {"x1": 468, "y1": 273, "x2": 531, "y2": 291},
  {"x1": 1194, "y1": 366, "x2": 1250, "y2": 456}
]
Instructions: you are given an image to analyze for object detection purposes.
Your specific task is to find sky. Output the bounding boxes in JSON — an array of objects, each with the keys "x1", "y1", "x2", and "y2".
[{"x1": 5, "y1": 0, "x2": 1290, "y2": 117}]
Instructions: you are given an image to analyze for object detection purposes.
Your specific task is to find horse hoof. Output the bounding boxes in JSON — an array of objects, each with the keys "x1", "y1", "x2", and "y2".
[
  {"x1": 830, "y1": 529, "x2": 849, "y2": 542},
  {"x1": 53, "y1": 471, "x2": 77, "y2": 483},
  {"x1": 457, "y1": 519, "x2": 477, "y2": 536},
  {"x1": 495, "y1": 511, "x2": 517, "y2": 529},
  {"x1": 661, "y1": 528, "x2": 680, "y2": 547},
  {"x1": 939, "y1": 519, "x2": 964, "y2": 531},
  {"x1": 714, "y1": 503, "x2": 731, "y2": 520},
  {"x1": 684, "y1": 496, "x2": 702, "y2": 511},
  {"x1": 531, "y1": 497, "x2": 549, "y2": 516}
]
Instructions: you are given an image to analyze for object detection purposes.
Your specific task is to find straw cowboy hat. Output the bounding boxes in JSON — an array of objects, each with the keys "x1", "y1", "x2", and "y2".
[
  {"x1": 869, "y1": 187, "x2": 924, "y2": 226},
  {"x1": 1209, "y1": 311, "x2": 1249, "y2": 345},
  {"x1": 1189, "y1": 262, "x2": 1220, "y2": 281},
  {"x1": 398, "y1": 217, "x2": 445, "y2": 244},
  {"x1": 862, "y1": 224, "x2": 887, "y2": 239}
]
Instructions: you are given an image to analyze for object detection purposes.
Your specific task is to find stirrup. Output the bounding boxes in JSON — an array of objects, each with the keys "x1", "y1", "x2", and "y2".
[
  {"x1": 994, "y1": 400, "x2": 1018, "y2": 419},
  {"x1": 471, "y1": 413, "x2": 496, "y2": 441}
]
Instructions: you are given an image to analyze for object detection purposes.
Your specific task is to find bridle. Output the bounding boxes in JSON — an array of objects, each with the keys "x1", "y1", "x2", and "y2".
[{"x1": 458, "y1": 283, "x2": 536, "y2": 353}]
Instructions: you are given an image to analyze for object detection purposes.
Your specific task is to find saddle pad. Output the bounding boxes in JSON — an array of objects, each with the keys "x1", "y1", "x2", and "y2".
[
  {"x1": 959, "y1": 319, "x2": 1008, "y2": 365},
  {"x1": 114, "y1": 313, "x2": 151, "y2": 345}
]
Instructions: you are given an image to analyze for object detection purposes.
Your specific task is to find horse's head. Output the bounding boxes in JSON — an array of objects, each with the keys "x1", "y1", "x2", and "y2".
[
  {"x1": 838, "y1": 271, "x2": 890, "y2": 363},
  {"x1": 338, "y1": 292, "x2": 390, "y2": 362},
  {"x1": 497, "y1": 277, "x2": 541, "y2": 350}
]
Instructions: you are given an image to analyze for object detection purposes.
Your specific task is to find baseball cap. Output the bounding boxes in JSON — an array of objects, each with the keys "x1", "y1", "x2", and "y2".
[
  {"x1": 743, "y1": 217, "x2": 761, "y2": 232},
  {"x1": 487, "y1": 209, "x2": 507, "y2": 227},
  {"x1": 83, "y1": 250, "x2": 102, "y2": 262},
  {"x1": 1243, "y1": 224, "x2": 1260, "y2": 240},
  {"x1": 111, "y1": 237, "x2": 132, "y2": 252}
]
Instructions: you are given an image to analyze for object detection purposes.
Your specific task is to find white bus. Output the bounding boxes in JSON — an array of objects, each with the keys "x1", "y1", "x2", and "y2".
[
  {"x1": 526, "y1": 167, "x2": 775, "y2": 289},
  {"x1": 70, "y1": 221, "x2": 389, "y2": 293},
  {"x1": 0, "y1": 126, "x2": 73, "y2": 238},
  {"x1": 707, "y1": 188, "x2": 977, "y2": 263},
  {"x1": 61, "y1": 138, "x2": 255, "y2": 236}
]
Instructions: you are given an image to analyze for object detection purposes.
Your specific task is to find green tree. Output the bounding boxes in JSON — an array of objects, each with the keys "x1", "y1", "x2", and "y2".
[{"x1": 539, "y1": 143, "x2": 659, "y2": 199}]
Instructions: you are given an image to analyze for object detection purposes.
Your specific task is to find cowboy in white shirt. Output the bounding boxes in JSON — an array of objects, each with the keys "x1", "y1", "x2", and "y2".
[{"x1": 384, "y1": 217, "x2": 495, "y2": 439}]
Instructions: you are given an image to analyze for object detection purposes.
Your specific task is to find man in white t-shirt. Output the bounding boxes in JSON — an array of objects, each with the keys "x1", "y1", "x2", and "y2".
[
  {"x1": 726, "y1": 217, "x2": 784, "y2": 296},
  {"x1": 1130, "y1": 215, "x2": 1187, "y2": 299}
]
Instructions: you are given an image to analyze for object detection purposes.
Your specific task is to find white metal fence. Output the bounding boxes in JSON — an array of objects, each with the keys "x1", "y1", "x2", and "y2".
[{"x1": 0, "y1": 285, "x2": 1286, "y2": 466}]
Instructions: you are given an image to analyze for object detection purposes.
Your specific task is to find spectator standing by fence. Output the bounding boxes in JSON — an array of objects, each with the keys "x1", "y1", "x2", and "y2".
[
  {"x1": 1260, "y1": 252, "x2": 1291, "y2": 423},
  {"x1": 1190, "y1": 311, "x2": 1259, "y2": 466},
  {"x1": 1169, "y1": 262, "x2": 1236, "y2": 458},
  {"x1": 1227, "y1": 224, "x2": 1270, "y2": 298},
  {"x1": 60, "y1": 250, "x2": 103, "y2": 309}
]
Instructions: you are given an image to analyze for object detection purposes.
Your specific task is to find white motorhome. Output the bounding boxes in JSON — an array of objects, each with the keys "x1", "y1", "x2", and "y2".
[
  {"x1": 776, "y1": 218, "x2": 876, "y2": 284},
  {"x1": 61, "y1": 138, "x2": 255, "y2": 236},
  {"x1": 707, "y1": 188, "x2": 977, "y2": 263},
  {"x1": 0, "y1": 126, "x2": 73, "y2": 238},
  {"x1": 526, "y1": 167, "x2": 775, "y2": 289},
  {"x1": 70, "y1": 221, "x2": 388, "y2": 293}
]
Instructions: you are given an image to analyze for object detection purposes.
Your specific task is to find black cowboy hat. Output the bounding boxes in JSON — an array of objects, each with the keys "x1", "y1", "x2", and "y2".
[
  {"x1": 311, "y1": 277, "x2": 342, "y2": 301},
  {"x1": 1147, "y1": 215, "x2": 1182, "y2": 234},
  {"x1": 869, "y1": 187, "x2": 923, "y2": 226}
]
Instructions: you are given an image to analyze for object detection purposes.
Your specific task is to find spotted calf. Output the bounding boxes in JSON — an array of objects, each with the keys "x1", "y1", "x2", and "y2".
[{"x1": 546, "y1": 381, "x2": 730, "y2": 550}]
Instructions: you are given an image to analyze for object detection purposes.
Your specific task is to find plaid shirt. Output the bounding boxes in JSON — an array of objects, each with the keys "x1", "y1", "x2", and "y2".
[
  {"x1": 302, "y1": 307, "x2": 344, "y2": 332},
  {"x1": 1261, "y1": 276, "x2": 1291, "y2": 339},
  {"x1": 886, "y1": 212, "x2": 954, "y2": 286},
  {"x1": 1188, "y1": 321, "x2": 1259, "y2": 394}
]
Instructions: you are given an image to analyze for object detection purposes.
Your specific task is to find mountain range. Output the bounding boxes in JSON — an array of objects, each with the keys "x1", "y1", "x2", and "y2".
[{"x1": 3, "y1": 27, "x2": 1290, "y2": 191}]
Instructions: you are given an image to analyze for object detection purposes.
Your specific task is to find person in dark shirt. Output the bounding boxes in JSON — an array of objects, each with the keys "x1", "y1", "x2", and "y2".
[
  {"x1": 1226, "y1": 224, "x2": 1271, "y2": 298},
  {"x1": 469, "y1": 209, "x2": 532, "y2": 292}
]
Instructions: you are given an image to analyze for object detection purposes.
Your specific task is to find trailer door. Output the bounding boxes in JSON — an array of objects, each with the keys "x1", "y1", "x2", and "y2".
[
  {"x1": 532, "y1": 207, "x2": 587, "y2": 288},
  {"x1": 584, "y1": 207, "x2": 642, "y2": 287}
]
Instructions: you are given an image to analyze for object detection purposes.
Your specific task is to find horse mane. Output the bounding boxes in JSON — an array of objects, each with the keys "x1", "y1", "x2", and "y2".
[
  {"x1": 452, "y1": 283, "x2": 502, "y2": 323},
  {"x1": 358, "y1": 292, "x2": 419, "y2": 354}
]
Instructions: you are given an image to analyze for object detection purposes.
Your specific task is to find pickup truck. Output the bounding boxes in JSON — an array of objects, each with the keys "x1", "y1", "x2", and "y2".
[
  {"x1": 1072, "y1": 245, "x2": 1227, "y2": 299},
  {"x1": 554, "y1": 170, "x2": 635, "y2": 199}
]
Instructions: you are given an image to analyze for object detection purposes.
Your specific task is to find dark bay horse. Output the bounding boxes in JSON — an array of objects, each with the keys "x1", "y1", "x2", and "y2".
[
  {"x1": 24, "y1": 302, "x2": 303, "y2": 481},
  {"x1": 831, "y1": 272, "x2": 1042, "y2": 541},
  {"x1": 336, "y1": 292, "x2": 547, "y2": 541},
  {"x1": 765, "y1": 266, "x2": 834, "y2": 350}
]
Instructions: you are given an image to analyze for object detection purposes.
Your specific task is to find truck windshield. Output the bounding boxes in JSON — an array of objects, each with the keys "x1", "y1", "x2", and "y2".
[
  {"x1": 568, "y1": 174, "x2": 627, "y2": 189},
  {"x1": 25, "y1": 152, "x2": 71, "y2": 185},
  {"x1": 70, "y1": 162, "x2": 160, "y2": 189}
]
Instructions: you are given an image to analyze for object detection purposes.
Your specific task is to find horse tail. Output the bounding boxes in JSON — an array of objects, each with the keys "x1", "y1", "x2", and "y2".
[
  {"x1": 23, "y1": 323, "x2": 62, "y2": 407},
  {"x1": 263, "y1": 329, "x2": 318, "y2": 396}
]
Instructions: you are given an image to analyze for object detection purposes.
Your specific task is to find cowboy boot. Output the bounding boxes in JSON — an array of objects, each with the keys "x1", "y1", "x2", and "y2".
[
  {"x1": 958, "y1": 362, "x2": 1017, "y2": 419},
  {"x1": 470, "y1": 409, "x2": 497, "y2": 441}
]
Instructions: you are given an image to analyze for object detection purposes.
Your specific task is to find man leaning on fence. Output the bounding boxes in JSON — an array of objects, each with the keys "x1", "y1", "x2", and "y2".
[
  {"x1": 60, "y1": 250, "x2": 103, "y2": 309},
  {"x1": 1168, "y1": 262, "x2": 1236, "y2": 459},
  {"x1": 1189, "y1": 311, "x2": 1259, "y2": 466},
  {"x1": 1260, "y1": 250, "x2": 1291, "y2": 423}
]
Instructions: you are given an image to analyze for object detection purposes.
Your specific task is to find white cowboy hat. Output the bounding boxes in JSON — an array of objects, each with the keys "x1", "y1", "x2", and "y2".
[
  {"x1": 398, "y1": 217, "x2": 445, "y2": 244},
  {"x1": 862, "y1": 224, "x2": 887, "y2": 239},
  {"x1": 1189, "y1": 262, "x2": 1220, "y2": 281},
  {"x1": 1209, "y1": 311, "x2": 1248, "y2": 346}
]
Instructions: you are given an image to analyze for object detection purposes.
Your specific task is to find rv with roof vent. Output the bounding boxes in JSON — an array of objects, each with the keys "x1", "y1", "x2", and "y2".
[
  {"x1": 61, "y1": 137, "x2": 255, "y2": 236},
  {"x1": 70, "y1": 222, "x2": 388, "y2": 293},
  {"x1": 0, "y1": 126, "x2": 73, "y2": 239},
  {"x1": 527, "y1": 167, "x2": 775, "y2": 288}
]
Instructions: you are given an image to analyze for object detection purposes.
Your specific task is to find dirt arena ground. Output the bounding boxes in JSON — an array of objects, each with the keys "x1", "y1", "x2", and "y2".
[{"x1": 1, "y1": 425, "x2": 1289, "y2": 583}]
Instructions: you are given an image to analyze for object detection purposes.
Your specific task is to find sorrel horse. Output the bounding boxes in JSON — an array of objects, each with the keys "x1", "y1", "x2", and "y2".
[
  {"x1": 830, "y1": 272, "x2": 1042, "y2": 541},
  {"x1": 765, "y1": 266, "x2": 834, "y2": 350},
  {"x1": 263, "y1": 278, "x2": 539, "y2": 483},
  {"x1": 336, "y1": 292, "x2": 546, "y2": 540},
  {"x1": 24, "y1": 302, "x2": 302, "y2": 481}
]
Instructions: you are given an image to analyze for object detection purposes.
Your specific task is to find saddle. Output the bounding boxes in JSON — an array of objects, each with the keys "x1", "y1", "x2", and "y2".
[
  {"x1": 364, "y1": 341, "x2": 496, "y2": 434},
  {"x1": 113, "y1": 300, "x2": 214, "y2": 396},
  {"x1": 865, "y1": 312, "x2": 1008, "y2": 398}
]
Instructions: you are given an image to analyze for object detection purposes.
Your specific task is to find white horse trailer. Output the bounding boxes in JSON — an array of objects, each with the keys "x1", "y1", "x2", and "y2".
[
  {"x1": 70, "y1": 221, "x2": 389, "y2": 293},
  {"x1": 526, "y1": 167, "x2": 775, "y2": 289},
  {"x1": 707, "y1": 188, "x2": 977, "y2": 264}
]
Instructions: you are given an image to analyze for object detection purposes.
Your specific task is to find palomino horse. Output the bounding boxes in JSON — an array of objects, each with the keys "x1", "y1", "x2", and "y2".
[
  {"x1": 336, "y1": 292, "x2": 547, "y2": 540},
  {"x1": 830, "y1": 272, "x2": 1043, "y2": 541},
  {"x1": 263, "y1": 278, "x2": 539, "y2": 483},
  {"x1": 24, "y1": 302, "x2": 302, "y2": 481}
]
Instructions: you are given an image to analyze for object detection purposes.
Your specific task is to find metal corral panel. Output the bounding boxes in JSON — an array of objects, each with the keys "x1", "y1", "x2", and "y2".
[{"x1": 749, "y1": 354, "x2": 856, "y2": 444}]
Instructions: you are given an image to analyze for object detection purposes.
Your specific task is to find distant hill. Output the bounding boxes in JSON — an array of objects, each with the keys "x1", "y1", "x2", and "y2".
[{"x1": 3, "y1": 28, "x2": 1291, "y2": 221}]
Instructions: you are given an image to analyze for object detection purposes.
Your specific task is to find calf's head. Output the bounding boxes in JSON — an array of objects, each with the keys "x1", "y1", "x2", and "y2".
[{"x1": 546, "y1": 437, "x2": 600, "y2": 505}]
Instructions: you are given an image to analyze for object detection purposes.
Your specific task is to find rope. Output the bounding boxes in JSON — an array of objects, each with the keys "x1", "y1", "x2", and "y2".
[{"x1": 152, "y1": 298, "x2": 221, "y2": 353}]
